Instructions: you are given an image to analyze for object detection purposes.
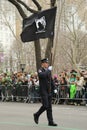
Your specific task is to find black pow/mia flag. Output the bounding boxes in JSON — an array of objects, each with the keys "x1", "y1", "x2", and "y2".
[{"x1": 20, "y1": 7, "x2": 57, "y2": 42}]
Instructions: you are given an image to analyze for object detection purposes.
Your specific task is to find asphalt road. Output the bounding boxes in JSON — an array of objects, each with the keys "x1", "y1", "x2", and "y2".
[{"x1": 0, "y1": 102, "x2": 87, "y2": 130}]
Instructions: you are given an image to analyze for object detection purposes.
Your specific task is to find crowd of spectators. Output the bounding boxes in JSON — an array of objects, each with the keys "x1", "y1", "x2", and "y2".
[
  {"x1": 53, "y1": 70, "x2": 87, "y2": 106},
  {"x1": 0, "y1": 69, "x2": 87, "y2": 106},
  {"x1": 0, "y1": 72, "x2": 39, "y2": 103}
]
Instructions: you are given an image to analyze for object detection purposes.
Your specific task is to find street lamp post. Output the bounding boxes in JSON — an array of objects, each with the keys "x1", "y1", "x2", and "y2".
[{"x1": 20, "y1": 64, "x2": 26, "y2": 73}]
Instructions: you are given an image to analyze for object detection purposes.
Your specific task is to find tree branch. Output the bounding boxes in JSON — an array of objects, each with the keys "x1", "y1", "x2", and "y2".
[
  {"x1": 32, "y1": 0, "x2": 42, "y2": 11},
  {"x1": 79, "y1": 55, "x2": 87, "y2": 64},
  {"x1": 62, "y1": 46, "x2": 73, "y2": 63},
  {"x1": 8, "y1": 0, "x2": 27, "y2": 19},
  {"x1": 65, "y1": 22, "x2": 75, "y2": 40},
  {"x1": 8, "y1": 0, "x2": 42, "y2": 19},
  {"x1": 17, "y1": 0, "x2": 38, "y2": 13},
  {"x1": 79, "y1": 33, "x2": 87, "y2": 43},
  {"x1": 63, "y1": 34, "x2": 74, "y2": 42},
  {"x1": 1, "y1": 9, "x2": 22, "y2": 46},
  {"x1": 72, "y1": 15, "x2": 77, "y2": 41}
]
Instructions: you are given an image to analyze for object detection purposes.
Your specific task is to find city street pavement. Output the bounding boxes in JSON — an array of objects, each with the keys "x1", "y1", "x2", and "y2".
[{"x1": 0, "y1": 102, "x2": 87, "y2": 130}]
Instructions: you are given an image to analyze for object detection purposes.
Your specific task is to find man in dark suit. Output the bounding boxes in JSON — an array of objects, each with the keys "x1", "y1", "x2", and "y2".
[{"x1": 33, "y1": 58, "x2": 57, "y2": 126}]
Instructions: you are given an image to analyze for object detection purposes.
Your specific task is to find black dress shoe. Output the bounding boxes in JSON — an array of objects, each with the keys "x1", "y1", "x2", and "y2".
[
  {"x1": 33, "y1": 113, "x2": 39, "y2": 124},
  {"x1": 48, "y1": 122, "x2": 58, "y2": 126}
]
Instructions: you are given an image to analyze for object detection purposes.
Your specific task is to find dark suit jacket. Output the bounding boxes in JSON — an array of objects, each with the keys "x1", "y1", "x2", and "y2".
[{"x1": 38, "y1": 67, "x2": 55, "y2": 96}]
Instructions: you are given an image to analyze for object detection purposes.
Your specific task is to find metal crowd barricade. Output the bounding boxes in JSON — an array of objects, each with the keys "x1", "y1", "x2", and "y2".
[
  {"x1": 0, "y1": 84, "x2": 29, "y2": 102},
  {"x1": 26, "y1": 84, "x2": 40, "y2": 103},
  {"x1": 52, "y1": 84, "x2": 87, "y2": 105},
  {"x1": 0, "y1": 84, "x2": 41, "y2": 103},
  {"x1": 52, "y1": 84, "x2": 68, "y2": 104},
  {"x1": 1, "y1": 85, "x2": 6, "y2": 101},
  {"x1": 16, "y1": 85, "x2": 28, "y2": 101},
  {"x1": 0, "y1": 83, "x2": 87, "y2": 105}
]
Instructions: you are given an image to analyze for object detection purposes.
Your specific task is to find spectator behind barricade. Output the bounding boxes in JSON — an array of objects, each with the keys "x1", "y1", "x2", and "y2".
[
  {"x1": 53, "y1": 74, "x2": 59, "y2": 87},
  {"x1": 34, "y1": 72, "x2": 39, "y2": 83},
  {"x1": 29, "y1": 74, "x2": 36, "y2": 103},
  {"x1": 60, "y1": 77, "x2": 68, "y2": 104},
  {"x1": 21, "y1": 74, "x2": 28, "y2": 85},
  {"x1": 29, "y1": 73, "x2": 40, "y2": 103},
  {"x1": 2, "y1": 73, "x2": 12, "y2": 101},
  {"x1": 33, "y1": 72, "x2": 40, "y2": 102},
  {"x1": 6, "y1": 74, "x2": 12, "y2": 101},
  {"x1": 0, "y1": 76, "x2": 2, "y2": 100},
  {"x1": 70, "y1": 69, "x2": 77, "y2": 74},
  {"x1": 84, "y1": 78, "x2": 87, "y2": 106},
  {"x1": 79, "y1": 72, "x2": 85, "y2": 96},
  {"x1": 2, "y1": 73, "x2": 8, "y2": 85},
  {"x1": 11, "y1": 74, "x2": 17, "y2": 84},
  {"x1": 26, "y1": 73, "x2": 31, "y2": 83},
  {"x1": 69, "y1": 73, "x2": 77, "y2": 104},
  {"x1": 75, "y1": 75, "x2": 84, "y2": 105},
  {"x1": 21, "y1": 75, "x2": 28, "y2": 101},
  {"x1": 53, "y1": 75, "x2": 59, "y2": 102},
  {"x1": 15, "y1": 78, "x2": 23, "y2": 101},
  {"x1": 34, "y1": 72, "x2": 39, "y2": 88},
  {"x1": 30, "y1": 74, "x2": 35, "y2": 86},
  {"x1": 60, "y1": 71, "x2": 66, "y2": 78},
  {"x1": 11, "y1": 75, "x2": 18, "y2": 102}
]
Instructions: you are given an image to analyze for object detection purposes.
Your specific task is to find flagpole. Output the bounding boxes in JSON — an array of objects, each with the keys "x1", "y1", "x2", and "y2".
[{"x1": 50, "y1": 0, "x2": 57, "y2": 66}]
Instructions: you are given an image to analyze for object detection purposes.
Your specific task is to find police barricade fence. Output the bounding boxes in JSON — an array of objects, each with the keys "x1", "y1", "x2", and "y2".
[
  {"x1": 0, "y1": 84, "x2": 41, "y2": 103},
  {"x1": 27, "y1": 84, "x2": 40, "y2": 103},
  {"x1": 52, "y1": 84, "x2": 87, "y2": 105},
  {"x1": 0, "y1": 84, "x2": 87, "y2": 105}
]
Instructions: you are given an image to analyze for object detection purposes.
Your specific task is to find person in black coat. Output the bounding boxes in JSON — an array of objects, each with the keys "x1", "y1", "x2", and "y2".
[{"x1": 33, "y1": 58, "x2": 57, "y2": 126}]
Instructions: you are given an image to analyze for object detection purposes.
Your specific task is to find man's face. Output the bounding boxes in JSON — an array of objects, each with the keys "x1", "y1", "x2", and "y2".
[{"x1": 42, "y1": 62, "x2": 49, "y2": 68}]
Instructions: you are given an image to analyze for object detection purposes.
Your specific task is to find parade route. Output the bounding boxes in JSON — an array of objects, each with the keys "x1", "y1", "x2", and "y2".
[{"x1": 0, "y1": 102, "x2": 87, "y2": 130}]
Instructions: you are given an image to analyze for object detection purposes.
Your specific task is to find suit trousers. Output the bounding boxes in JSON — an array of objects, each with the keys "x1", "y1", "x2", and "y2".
[{"x1": 36, "y1": 94, "x2": 53, "y2": 123}]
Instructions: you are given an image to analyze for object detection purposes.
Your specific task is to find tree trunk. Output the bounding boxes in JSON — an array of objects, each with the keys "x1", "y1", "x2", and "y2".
[
  {"x1": 45, "y1": 38, "x2": 53, "y2": 65},
  {"x1": 8, "y1": 0, "x2": 42, "y2": 71},
  {"x1": 34, "y1": 40, "x2": 41, "y2": 71},
  {"x1": 45, "y1": 0, "x2": 56, "y2": 65}
]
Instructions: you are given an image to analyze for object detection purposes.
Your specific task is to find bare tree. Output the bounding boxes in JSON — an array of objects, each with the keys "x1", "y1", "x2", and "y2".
[
  {"x1": 63, "y1": 5, "x2": 87, "y2": 70},
  {"x1": 53, "y1": 0, "x2": 87, "y2": 72},
  {"x1": 8, "y1": 0, "x2": 42, "y2": 71},
  {"x1": 51, "y1": 0, "x2": 87, "y2": 73}
]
